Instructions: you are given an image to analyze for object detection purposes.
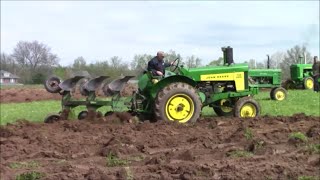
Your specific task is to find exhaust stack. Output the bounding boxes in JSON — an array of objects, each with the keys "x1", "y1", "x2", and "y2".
[
  {"x1": 267, "y1": 55, "x2": 270, "y2": 69},
  {"x1": 221, "y1": 46, "x2": 234, "y2": 65},
  {"x1": 304, "y1": 53, "x2": 307, "y2": 64},
  {"x1": 299, "y1": 55, "x2": 304, "y2": 64}
]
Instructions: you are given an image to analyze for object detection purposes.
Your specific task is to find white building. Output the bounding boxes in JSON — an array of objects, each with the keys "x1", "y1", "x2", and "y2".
[{"x1": 0, "y1": 70, "x2": 20, "y2": 84}]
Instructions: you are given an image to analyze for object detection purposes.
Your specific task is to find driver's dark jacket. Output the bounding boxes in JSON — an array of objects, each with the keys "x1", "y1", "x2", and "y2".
[{"x1": 147, "y1": 56, "x2": 171, "y2": 76}]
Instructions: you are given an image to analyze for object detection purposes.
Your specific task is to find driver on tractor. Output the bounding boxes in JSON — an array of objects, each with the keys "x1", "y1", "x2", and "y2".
[{"x1": 147, "y1": 51, "x2": 174, "y2": 76}]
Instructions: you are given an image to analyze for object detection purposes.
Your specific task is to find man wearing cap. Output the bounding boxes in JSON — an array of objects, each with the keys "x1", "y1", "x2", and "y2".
[
  {"x1": 147, "y1": 51, "x2": 172, "y2": 76},
  {"x1": 312, "y1": 56, "x2": 320, "y2": 92}
]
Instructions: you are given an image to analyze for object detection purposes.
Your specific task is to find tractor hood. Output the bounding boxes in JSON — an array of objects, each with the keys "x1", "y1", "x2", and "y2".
[
  {"x1": 179, "y1": 63, "x2": 249, "y2": 81},
  {"x1": 248, "y1": 69, "x2": 281, "y2": 77}
]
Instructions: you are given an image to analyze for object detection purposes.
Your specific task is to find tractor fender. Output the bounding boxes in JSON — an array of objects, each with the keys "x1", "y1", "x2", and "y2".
[{"x1": 150, "y1": 75, "x2": 197, "y2": 99}]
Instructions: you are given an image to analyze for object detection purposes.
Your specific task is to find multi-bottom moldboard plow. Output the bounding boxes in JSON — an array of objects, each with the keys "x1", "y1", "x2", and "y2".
[{"x1": 44, "y1": 74, "x2": 133, "y2": 123}]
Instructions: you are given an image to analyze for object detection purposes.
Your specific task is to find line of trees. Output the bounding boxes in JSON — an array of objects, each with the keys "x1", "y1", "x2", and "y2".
[{"x1": 0, "y1": 40, "x2": 315, "y2": 84}]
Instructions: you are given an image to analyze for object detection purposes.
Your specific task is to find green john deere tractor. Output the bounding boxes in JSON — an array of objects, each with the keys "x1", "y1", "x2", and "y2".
[
  {"x1": 284, "y1": 56, "x2": 320, "y2": 90},
  {"x1": 248, "y1": 55, "x2": 287, "y2": 101},
  {"x1": 44, "y1": 46, "x2": 261, "y2": 124}
]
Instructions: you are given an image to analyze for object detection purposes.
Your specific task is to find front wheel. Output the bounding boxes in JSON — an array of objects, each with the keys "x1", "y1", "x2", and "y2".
[
  {"x1": 234, "y1": 97, "x2": 260, "y2": 118},
  {"x1": 270, "y1": 87, "x2": 287, "y2": 101},
  {"x1": 303, "y1": 77, "x2": 314, "y2": 90},
  {"x1": 154, "y1": 82, "x2": 202, "y2": 123},
  {"x1": 283, "y1": 80, "x2": 295, "y2": 90}
]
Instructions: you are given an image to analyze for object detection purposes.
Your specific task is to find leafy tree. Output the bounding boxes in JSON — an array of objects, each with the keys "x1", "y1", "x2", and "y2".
[
  {"x1": 268, "y1": 52, "x2": 285, "y2": 69},
  {"x1": 248, "y1": 59, "x2": 257, "y2": 69},
  {"x1": 31, "y1": 72, "x2": 46, "y2": 84},
  {"x1": 256, "y1": 62, "x2": 265, "y2": 69},
  {"x1": 12, "y1": 40, "x2": 59, "y2": 70},
  {"x1": 165, "y1": 50, "x2": 182, "y2": 62},
  {"x1": 185, "y1": 55, "x2": 201, "y2": 68},
  {"x1": 109, "y1": 56, "x2": 122, "y2": 69},
  {"x1": 280, "y1": 45, "x2": 312, "y2": 79},
  {"x1": 130, "y1": 54, "x2": 153, "y2": 70},
  {"x1": 53, "y1": 65, "x2": 70, "y2": 79},
  {"x1": 0, "y1": 53, "x2": 17, "y2": 73},
  {"x1": 208, "y1": 57, "x2": 223, "y2": 66},
  {"x1": 283, "y1": 45, "x2": 312, "y2": 65},
  {"x1": 72, "y1": 56, "x2": 87, "y2": 70}
]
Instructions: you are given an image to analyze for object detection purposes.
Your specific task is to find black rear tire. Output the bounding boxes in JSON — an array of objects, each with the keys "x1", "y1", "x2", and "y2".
[
  {"x1": 213, "y1": 98, "x2": 234, "y2": 116},
  {"x1": 283, "y1": 80, "x2": 295, "y2": 90},
  {"x1": 154, "y1": 82, "x2": 202, "y2": 123}
]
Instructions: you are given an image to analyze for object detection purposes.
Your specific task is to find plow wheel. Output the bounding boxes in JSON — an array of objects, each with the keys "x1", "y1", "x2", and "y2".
[
  {"x1": 105, "y1": 111, "x2": 114, "y2": 117},
  {"x1": 234, "y1": 97, "x2": 260, "y2": 118},
  {"x1": 44, "y1": 114, "x2": 60, "y2": 123},
  {"x1": 213, "y1": 98, "x2": 234, "y2": 116},
  {"x1": 44, "y1": 76, "x2": 61, "y2": 93},
  {"x1": 78, "y1": 111, "x2": 88, "y2": 120},
  {"x1": 270, "y1": 87, "x2": 287, "y2": 101},
  {"x1": 154, "y1": 82, "x2": 202, "y2": 123},
  {"x1": 303, "y1": 77, "x2": 314, "y2": 90},
  {"x1": 80, "y1": 110, "x2": 103, "y2": 120}
]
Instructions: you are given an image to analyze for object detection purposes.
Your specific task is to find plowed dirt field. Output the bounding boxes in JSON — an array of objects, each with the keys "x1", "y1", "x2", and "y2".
[{"x1": 1, "y1": 114, "x2": 319, "y2": 180}]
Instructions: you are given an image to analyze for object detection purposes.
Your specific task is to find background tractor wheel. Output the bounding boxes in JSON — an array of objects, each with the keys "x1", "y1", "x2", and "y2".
[
  {"x1": 234, "y1": 97, "x2": 260, "y2": 118},
  {"x1": 44, "y1": 114, "x2": 60, "y2": 123},
  {"x1": 303, "y1": 77, "x2": 314, "y2": 90},
  {"x1": 44, "y1": 76, "x2": 61, "y2": 93},
  {"x1": 78, "y1": 111, "x2": 88, "y2": 120},
  {"x1": 213, "y1": 98, "x2": 234, "y2": 116},
  {"x1": 270, "y1": 87, "x2": 287, "y2": 101},
  {"x1": 282, "y1": 79, "x2": 295, "y2": 90},
  {"x1": 154, "y1": 82, "x2": 202, "y2": 123}
]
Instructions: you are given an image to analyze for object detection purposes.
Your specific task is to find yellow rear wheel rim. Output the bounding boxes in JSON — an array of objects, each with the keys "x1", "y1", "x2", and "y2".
[
  {"x1": 220, "y1": 99, "x2": 233, "y2": 112},
  {"x1": 306, "y1": 79, "x2": 313, "y2": 89},
  {"x1": 275, "y1": 90, "x2": 285, "y2": 101},
  {"x1": 165, "y1": 94, "x2": 194, "y2": 123},
  {"x1": 240, "y1": 103, "x2": 257, "y2": 117}
]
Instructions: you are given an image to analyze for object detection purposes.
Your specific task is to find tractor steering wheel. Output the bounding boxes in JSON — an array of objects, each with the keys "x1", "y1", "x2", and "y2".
[{"x1": 170, "y1": 58, "x2": 180, "y2": 72}]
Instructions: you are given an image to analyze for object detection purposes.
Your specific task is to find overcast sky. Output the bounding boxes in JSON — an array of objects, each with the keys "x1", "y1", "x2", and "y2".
[{"x1": 1, "y1": 1, "x2": 319, "y2": 66}]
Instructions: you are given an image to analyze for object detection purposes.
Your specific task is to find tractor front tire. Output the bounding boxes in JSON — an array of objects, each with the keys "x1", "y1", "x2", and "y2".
[
  {"x1": 213, "y1": 98, "x2": 234, "y2": 116},
  {"x1": 154, "y1": 83, "x2": 202, "y2": 123},
  {"x1": 270, "y1": 87, "x2": 287, "y2": 101},
  {"x1": 303, "y1": 77, "x2": 314, "y2": 90},
  {"x1": 234, "y1": 97, "x2": 260, "y2": 118},
  {"x1": 283, "y1": 80, "x2": 295, "y2": 90}
]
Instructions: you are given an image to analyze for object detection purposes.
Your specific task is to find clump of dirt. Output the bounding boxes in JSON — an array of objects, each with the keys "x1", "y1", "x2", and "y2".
[
  {"x1": 121, "y1": 83, "x2": 138, "y2": 97},
  {"x1": 307, "y1": 125, "x2": 320, "y2": 138},
  {"x1": 0, "y1": 114, "x2": 319, "y2": 179}
]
